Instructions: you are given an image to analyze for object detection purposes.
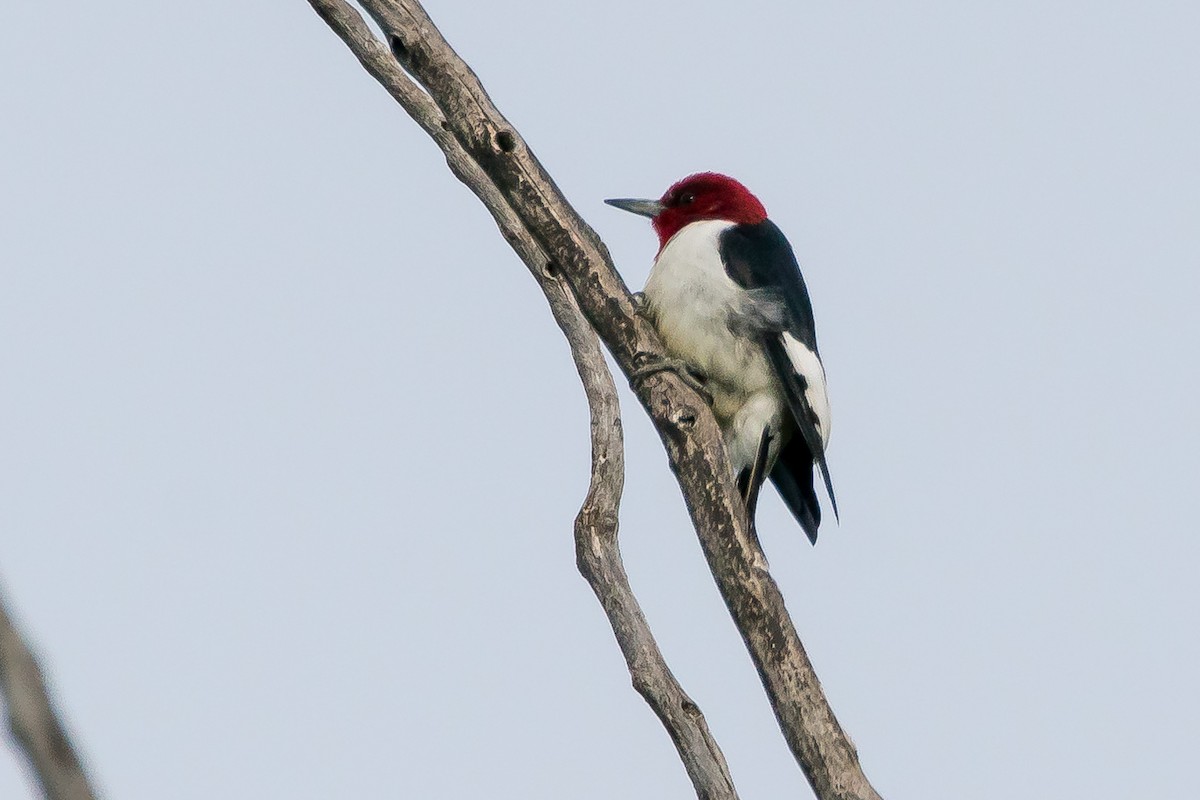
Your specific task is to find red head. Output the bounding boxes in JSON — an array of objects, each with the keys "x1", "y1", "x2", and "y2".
[{"x1": 606, "y1": 172, "x2": 768, "y2": 249}]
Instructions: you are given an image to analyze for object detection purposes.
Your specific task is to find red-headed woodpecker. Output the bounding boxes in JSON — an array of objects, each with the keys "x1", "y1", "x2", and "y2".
[{"x1": 607, "y1": 173, "x2": 836, "y2": 543}]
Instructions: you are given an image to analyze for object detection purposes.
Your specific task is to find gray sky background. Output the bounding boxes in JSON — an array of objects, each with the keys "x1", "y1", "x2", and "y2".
[{"x1": 3, "y1": 2, "x2": 1198, "y2": 798}]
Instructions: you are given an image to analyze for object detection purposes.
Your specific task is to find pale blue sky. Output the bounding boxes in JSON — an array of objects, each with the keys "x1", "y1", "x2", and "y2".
[{"x1": 2, "y1": 2, "x2": 1198, "y2": 798}]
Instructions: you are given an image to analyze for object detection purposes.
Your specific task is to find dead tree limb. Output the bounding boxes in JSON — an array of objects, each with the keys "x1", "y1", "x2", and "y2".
[
  {"x1": 557, "y1": 241, "x2": 739, "y2": 800},
  {"x1": 307, "y1": 3, "x2": 882, "y2": 798},
  {"x1": 0, "y1": 589, "x2": 98, "y2": 800},
  {"x1": 306, "y1": 2, "x2": 739, "y2": 796}
]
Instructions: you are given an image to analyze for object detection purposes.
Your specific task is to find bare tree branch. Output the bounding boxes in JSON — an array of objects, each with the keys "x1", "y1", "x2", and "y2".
[
  {"x1": 562, "y1": 296, "x2": 740, "y2": 800},
  {"x1": 0, "y1": 589, "x2": 98, "y2": 800},
  {"x1": 307, "y1": 2, "x2": 740, "y2": 797},
  {"x1": 307, "y1": 3, "x2": 882, "y2": 799},
  {"x1": 557, "y1": 246, "x2": 739, "y2": 799}
]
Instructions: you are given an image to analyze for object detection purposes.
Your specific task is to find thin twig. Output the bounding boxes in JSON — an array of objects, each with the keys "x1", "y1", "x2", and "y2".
[
  {"x1": 307, "y1": 2, "x2": 882, "y2": 798},
  {"x1": 307, "y1": 2, "x2": 740, "y2": 797},
  {"x1": 0, "y1": 589, "x2": 98, "y2": 800}
]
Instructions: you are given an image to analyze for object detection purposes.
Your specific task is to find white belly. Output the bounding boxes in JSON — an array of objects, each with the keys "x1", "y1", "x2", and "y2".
[{"x1": 643, "y1": 220, "x2": 787, "y2": 472}]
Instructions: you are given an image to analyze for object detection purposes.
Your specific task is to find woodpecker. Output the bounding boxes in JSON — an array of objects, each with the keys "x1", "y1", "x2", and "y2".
[{"x1": 606, "y1": 172, "x2": 836, "y2": 543}]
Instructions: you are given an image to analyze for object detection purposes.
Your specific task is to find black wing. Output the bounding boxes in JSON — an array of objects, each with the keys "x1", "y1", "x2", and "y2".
[{"x1": 720, "y1": 220, "x2": 837, "y2": 541}]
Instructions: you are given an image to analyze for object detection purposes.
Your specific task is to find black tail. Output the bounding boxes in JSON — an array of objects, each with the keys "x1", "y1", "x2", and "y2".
[{"x1": 769, "y1": 438, "x2": 822, "y2": 544}]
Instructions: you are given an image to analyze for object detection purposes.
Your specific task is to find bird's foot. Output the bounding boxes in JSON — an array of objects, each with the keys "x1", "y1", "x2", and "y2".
[{"x1": 630, "y1": 357, "x2": 712, "y2": 405}]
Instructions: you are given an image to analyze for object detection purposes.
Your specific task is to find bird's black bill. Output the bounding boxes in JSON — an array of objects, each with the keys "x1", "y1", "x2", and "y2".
[{"x1": 604, "y1": 197, "x2": 665, "y2": 218}]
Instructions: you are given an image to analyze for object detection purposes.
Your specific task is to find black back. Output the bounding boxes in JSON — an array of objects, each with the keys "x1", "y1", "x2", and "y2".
[{"x1": 719, "y1": 220, "x2": 837, "y2": 541}]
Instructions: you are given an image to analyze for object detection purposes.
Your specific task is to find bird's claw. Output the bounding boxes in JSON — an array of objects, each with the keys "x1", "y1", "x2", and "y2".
[{"x1": 630, "y1": 357, "x2": 713, "y2": 405}]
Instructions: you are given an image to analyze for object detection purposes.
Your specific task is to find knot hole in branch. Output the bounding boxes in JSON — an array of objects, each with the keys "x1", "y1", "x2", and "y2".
[
  {"x1": 494, "y1": 130, "x2": 517, "y2": 153},
  {"x1": 543, "y1": 260, "x2": 560, "y2": 279},
  {"x1": 388, "y1": 34, "x2": 412, "y2": 64},
  {"x1": 387, "y1": 34, "x2": 422, "y2": 81},
  {"x1": 673, "y1": 409, "x2": 697, "y2": 429}
]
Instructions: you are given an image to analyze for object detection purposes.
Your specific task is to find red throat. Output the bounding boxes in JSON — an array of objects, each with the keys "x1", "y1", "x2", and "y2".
[{"x1": 651, "y1": 172, "x2": 768, "y2": 249}]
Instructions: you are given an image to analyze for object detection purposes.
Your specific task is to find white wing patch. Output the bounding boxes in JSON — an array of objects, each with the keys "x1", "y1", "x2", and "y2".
[{"x1": 782, "y1": 333, "x2": 831, "y2": 447}]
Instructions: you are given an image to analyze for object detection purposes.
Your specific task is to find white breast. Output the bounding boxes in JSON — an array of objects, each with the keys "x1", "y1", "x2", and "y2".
[
  {"x1": 642, "y1": 220, "x2": 832, "y2": 474},
  {"x1": 643, "y1": 220, "x2": 779, "y2": 410}
]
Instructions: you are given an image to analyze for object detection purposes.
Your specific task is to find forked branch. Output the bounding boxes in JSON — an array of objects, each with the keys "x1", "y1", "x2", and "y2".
[
  {"x1": 307, "y1": 3, "x2": 881, "y2": 799},
  {"x1": 306, "y1": 2, "x2": 738, "y2": 796}
]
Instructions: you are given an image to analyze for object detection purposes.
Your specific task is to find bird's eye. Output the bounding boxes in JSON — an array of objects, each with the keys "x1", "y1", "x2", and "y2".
[{"x1": 679, "y1": 192, "x2": 696, "y2": 205}]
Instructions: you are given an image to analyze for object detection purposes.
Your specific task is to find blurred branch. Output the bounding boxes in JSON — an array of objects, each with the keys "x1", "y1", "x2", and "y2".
[
  {"x1": 306, "y1": 2, "x2": 881, "y2": 799},
  {"x1": 0, "y1": 589, "x2": 97, "y2": 800}
]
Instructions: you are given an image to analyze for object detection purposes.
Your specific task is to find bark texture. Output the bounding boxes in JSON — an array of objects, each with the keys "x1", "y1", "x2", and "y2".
[
  {"x1": 0, "y1": 591, "x2": 98, "y2": 800},
  {"x1": 304, "y1": 3, "x2": 740, "y2": 796},
  {"x1": 307, "y1": 3, "x2": 882, "y2": 799}
]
